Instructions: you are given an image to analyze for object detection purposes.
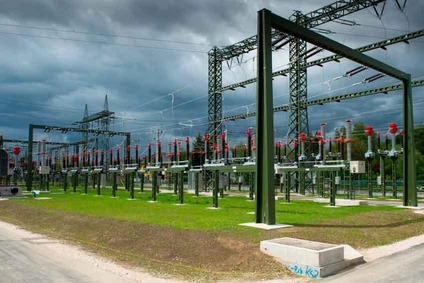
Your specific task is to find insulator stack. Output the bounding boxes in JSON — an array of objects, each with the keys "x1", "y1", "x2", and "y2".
[
  {"x1": 346, "y1": 120, "x2": 352, "y2": 162},
  {"x1": 388, "y1": 123, "x2": 399, "y2": 159},
  {"x1": 247, "y1": 128, "x2": 252, "y2": 158},
  {"x1": 299, "y1": 133, "x2": 307, "y2": 162},
  {"x1": 364, "y1": 125, "x2": 375, "y2": 159}
]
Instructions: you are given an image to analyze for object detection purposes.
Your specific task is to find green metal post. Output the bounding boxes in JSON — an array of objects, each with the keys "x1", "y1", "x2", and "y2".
[
  {"x1": 285, "y1": 172, "x2": 291, "y2": 203},
  {"x1": 194, "y1": 172, "x2": 199, "y2": 197},
  {"x1": 73, "y1": 173, "x2": 77, "y2": 193},
  {"x1": 219, "y1": 174, "x2": 224, "y2": 198},
  {"x1": 26, "y1": 124, "x2": 34, "y2": 191},
  {"x1": 367, "y1": 159, "x2": 373, "y2": 198},
  {"x1": 152, "y1": 172, "x2": 157, "y2": 201},
  {"x1": 227, "y1": 173, "x2": 231, "y2": 191},
  {"x1": 249, "y1": 173, "x2": 254, "y2": 201},
  {"x1": 174, "y1": 173, "x2": 178, "y2": 194},
  {"x1": 178, "y1": 172, "x2": 184, "y2": 204},
  {"x1": 381, "y1": 155, "x2": 386, "y2": 197},
  {"x1": 112, "y1": 173, "x2": 117, "y2": 197},
  {"x1": 403, "y1": 79, "x2": 417, "y2": 206},
  {"x1": 392, "y1": 159, "x2": 397, "y2": 199},
  {"x1": 255, "y1": 9, "x2": 276, "y2": 224},
  {"x1": 140, "y1": 172, "x2": 144, "y2": 193},
  {"x1": 63, "y1": 172, "x2": 68, "y2": 192},
  {"x1": 330, "y1": 172, "x2": 336, "y2": 206},
  {"x1": 123, "y1": 174, "x2": 127, "y2": 191},
  {"x1": 299, "y1": 167, "x2": 306, "y2": 195},
  {"x1": 213, "y1": 171, "x2": 219, "y2": 208},
  {"x1": 97, "y1": 174, "x2": 101, "y2": 195},
  {"x1": 129, "y1": 172, "x2": 135, "y2": 199},
  {"x1": 238, "y1": 173, "x2": 242, "y2": 191},
  {"x1": 84, "y1": 174, "x2": 88, "y2": 194},
  {"x1": 46, "y1": 175, "x2": 50, "y2": 191}
]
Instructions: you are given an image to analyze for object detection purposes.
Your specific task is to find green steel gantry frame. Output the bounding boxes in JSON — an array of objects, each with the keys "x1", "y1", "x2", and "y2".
[
  {"x1": 26, "y1": 124, "x2": 130, "y2": 191},
  {"x1": 207, "y1": 0, "x2": 385, "y2": 145},
  {"x1": 223, "y1": 79, "x2": 424, "y2": 121},
  {"x1": 256, "y1": 9, "x2": 417, "y2": 224},
  {"x1": 219, "y1": 29, "x2": 424, "y2": 93}
]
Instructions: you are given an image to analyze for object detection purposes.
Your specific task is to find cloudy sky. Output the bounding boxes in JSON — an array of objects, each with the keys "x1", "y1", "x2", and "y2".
[{"x1": 0, "y1": 0, "x2": 423, "y2": 153}]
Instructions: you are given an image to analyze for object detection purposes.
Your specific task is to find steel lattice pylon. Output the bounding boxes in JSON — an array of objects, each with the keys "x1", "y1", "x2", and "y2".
[
  {"x1": 207, "y1": 47, "x2": 223, "y2": 144},
  {"x1": 287, "y1": 12, "x2": 309, "y2": 161}
]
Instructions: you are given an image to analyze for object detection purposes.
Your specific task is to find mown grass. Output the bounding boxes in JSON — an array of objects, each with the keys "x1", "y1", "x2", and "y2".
[
  {"x1": 1, "y1": 185, "x2": 423, "y2": 281},
  {"x1": 13, "y1": 185, "x2": 424, "y2": 244}
]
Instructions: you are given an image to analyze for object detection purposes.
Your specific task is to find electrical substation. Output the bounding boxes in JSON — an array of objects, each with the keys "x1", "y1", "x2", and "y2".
[{"x1": 1, "y1": 1, "x2": 424, "y2": 279}]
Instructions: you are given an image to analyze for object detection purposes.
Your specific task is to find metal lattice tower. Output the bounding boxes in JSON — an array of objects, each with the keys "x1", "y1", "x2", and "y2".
[
  {"x1": 207, "y1": 0, "x2": 386, "y2": 149},
  {"x1": 79, "y1": 95, "x2": 115, "y2": 164},
  {"x1": 101, "y1": 95, "x2": 111, "y2": 153},
  {"x1": 287, "y1": 11, "x2": 309, "y2": 160},
  {"x1": 82, "y1": 104, "x2": 89, "y2": 151},
  {"x1": 207, "y1": 47, "x2": 223, "y2": 144}
]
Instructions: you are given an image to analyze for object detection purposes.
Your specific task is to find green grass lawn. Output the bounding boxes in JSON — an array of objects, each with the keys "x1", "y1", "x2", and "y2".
[
  {"x1": 15, "y1": 185, "x2": 412, "y2": 233},
  {"x1": 2, "y1": 184, "x2": 423, "y2": 281}
]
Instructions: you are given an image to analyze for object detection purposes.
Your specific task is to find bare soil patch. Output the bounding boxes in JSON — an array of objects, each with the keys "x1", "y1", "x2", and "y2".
[{"x1": 0, "y1": 201, "x2": 288, "y2": 281}]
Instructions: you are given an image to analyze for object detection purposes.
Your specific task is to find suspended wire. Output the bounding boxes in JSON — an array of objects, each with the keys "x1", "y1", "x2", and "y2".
[
  {"x1": 0, "y1": 30, "x2": 208, "y2": 54},
  {"x1": 0, "y1": 22, "x2": 219, "y2": 47}
]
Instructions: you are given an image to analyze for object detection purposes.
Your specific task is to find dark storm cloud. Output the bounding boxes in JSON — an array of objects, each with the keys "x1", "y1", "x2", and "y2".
[{"x1": 0, "y1": 0, "x2": 423, "y2": 146}]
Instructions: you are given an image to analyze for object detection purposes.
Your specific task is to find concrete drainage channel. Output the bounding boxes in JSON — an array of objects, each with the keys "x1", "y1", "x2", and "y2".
[{"x1": 260, "y1": 237, "x2": 364, "y2": 279}]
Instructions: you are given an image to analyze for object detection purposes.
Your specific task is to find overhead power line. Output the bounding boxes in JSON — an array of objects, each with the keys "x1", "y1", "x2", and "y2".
[
  {"x1": 0, "y1": 22, "x2": 217, "y2": 47},
  {"x1": 0, "y1": 31, "x2": 207, "y2": 54}
]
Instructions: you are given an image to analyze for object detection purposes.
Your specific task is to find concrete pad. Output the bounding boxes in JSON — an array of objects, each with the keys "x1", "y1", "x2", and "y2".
[
  {"x1": 206, "y1": 207, "x2": 220, "y2": 210},
  {"x1": 313, "y1": 198, "x2": 365, "y2": 206},
  {"x1": 260, "y1": 237, "x2": 364, "y2": 278},
  {"x1": 34, "y1": 197, "x2": 52, "y2": 200},
  {"x1": 246, "y1": 212, "x2": 255, "y2": 214},
  {"x1": 261, "y1": 238, "x2": 344, "y2": 266},
  {"x1": 173, "y1": 203, "x2": 186, "y2": 206},
  {"x1": 396, "y1": 205, "x2": 423, "y2": 210},
  {"x1": 324, "y1": 205, "x2": 340, "y2": 208},
  {"x1": 127, "y1": 198, "x2": 136, "y2": 201},
  {"x1": 239, "y1": 223, "x2": 293, "y2": 230},
  {"x1": 0, "y1": 198, "x2": 9, "y2": 201},
  {"x1": 147, "y1": 200, "x2": 157, "y2": 203}
]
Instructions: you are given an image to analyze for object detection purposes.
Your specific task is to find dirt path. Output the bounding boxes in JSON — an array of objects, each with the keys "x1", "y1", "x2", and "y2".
[{"x1": 0, "y1": 221, "x2": 183, "y2": 283}]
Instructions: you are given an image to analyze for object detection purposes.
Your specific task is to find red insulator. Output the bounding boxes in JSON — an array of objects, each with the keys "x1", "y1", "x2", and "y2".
[
  {"x1": 365, "y1": 125, "x2": 374, "y2": 136},
  {"x1": 13, "y1": 146, "x2": 20, "y2": 156},
  {"x1": 299, "y1": 132, "x2": 307, "y2": 142},
  {"x1": 389, "y1": 123, "x2": 398, "y2": 134}
]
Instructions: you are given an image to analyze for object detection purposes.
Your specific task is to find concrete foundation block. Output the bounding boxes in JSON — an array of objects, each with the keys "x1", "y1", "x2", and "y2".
[{"x1": 260, "y1": 237, "x2": 364, "y2": 278}]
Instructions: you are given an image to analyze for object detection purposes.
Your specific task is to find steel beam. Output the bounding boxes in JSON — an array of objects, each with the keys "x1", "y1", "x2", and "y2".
[
  {"x1": 257, "y1": 9, "x2": 416, "y2": 207},
  {"x1": 219, "y1": 29, "x2": 424, "y2": 93},
  {"x1": 222, "y1": 80, "x2": 424, "y2": 122},
  {"x1": 256, "y1": 9, "x2": 276, "y2": 224},
  {"x1": 269, "y1": 12, "x2": 409, "y2": 80},
  {"x1": 219, "y1": 0, "x2": 385, "y2": 61}
]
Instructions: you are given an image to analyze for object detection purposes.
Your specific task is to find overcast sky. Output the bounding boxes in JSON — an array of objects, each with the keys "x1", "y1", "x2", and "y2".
[{"x1": 0, "y1": 0, "x2": 423, "y2": 153}]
